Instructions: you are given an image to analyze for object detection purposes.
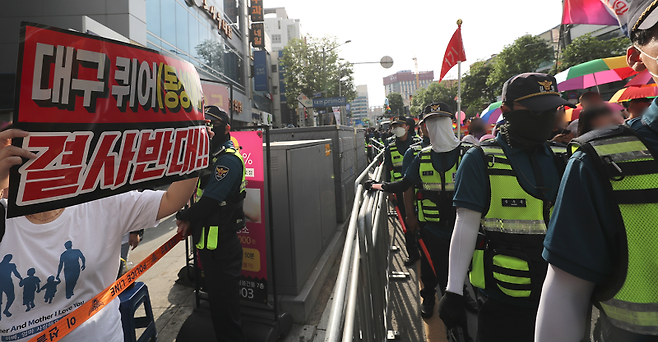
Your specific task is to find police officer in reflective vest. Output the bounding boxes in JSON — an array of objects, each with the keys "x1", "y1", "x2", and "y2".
[
  {"x1": 370, "y1": 103, "x2": 473, "y2": 318},
  {"x1": 536, "y1": 2, "x2": 658, "y2": 340},
  {"x1": 384, "y1": 116, "x2": 422, "y2": 265},
  {"x1": 176, "y1": 106, "x2": 246, "y2": 342},
  {"x1": 437, "y1": 73, "x2": 574, "y2": 342}
]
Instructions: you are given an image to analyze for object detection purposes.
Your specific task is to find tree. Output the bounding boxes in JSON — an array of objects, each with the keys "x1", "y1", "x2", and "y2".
[
  {"x1": 556, "y1": 34, "x2": 631, "y2": 72},
  {"x1": 410, "y1": 82, "x2": 458, "y2": 116},
  {"x1": 461, "y1": 60, "x2": 497, "y2": 117},
  {"x1": 280, "y1": 35, "x2": 356, "y2": 111},
  {"x1": 387, "y1": 93, "x2": 404, "y2": 116},
  {"x1": 487, "y1": 35, "x2": 554, "y2": 95}
]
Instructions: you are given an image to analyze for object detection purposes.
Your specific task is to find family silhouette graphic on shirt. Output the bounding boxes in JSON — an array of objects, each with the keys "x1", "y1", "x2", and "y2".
[{"x1": 0, "y1": 241, "x2": 85, "y2": 319}]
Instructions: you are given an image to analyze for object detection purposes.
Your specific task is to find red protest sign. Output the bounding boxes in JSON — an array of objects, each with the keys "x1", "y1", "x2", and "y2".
[{"x1": 8, "y1": 22, "x2": 208, "y2": 218}]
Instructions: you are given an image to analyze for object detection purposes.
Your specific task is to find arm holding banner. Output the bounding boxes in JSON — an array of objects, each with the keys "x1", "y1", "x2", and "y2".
[
  {"x1": 0, "y1": 129, "x2": 36, "y2": 190},
  {"x1": 158, "y1": 178, "x2": 198, "y2": 220}
]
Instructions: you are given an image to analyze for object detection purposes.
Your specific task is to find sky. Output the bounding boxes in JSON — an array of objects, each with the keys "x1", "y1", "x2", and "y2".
[{"x1": 264, "y1": 0, "x2": 566, "y2": 108}]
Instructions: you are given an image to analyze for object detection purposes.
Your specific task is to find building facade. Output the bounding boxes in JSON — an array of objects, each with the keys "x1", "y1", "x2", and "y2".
[
  {"x1": 264, "y1": 7, "x2": 302, "y2": 127},
  {"x1": 383, "y1": 70, "x2": 434, "y2": 100},
  {"x1": 0, "y1": 0, "x2": 254, "y2": 124},
  {"x1": 349, "y1": 85, "x2": 368, "y2": 127}
]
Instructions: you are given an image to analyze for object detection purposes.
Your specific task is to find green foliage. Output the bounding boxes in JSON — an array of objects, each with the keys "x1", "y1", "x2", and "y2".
[
  {"x1": 280, "y1": 35, "x2": 356, "y2": 110},
  {"x1": 410, "y1": 82, "x2": 458, "y2": 116},
  {"x1": 386, "y1": 93, "x2": 404, "y2": 115},
  {"x1": 461, "y1": 60, "x2": 497, "y2": 115},
  {"x1": 556, "y1": 34, "x2": 631, "y2": 72},
  {"x1": 487, "y1": 35, "x2": 554, "y2": 95}
]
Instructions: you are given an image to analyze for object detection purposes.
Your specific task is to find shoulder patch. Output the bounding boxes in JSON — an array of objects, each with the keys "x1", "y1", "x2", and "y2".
[{"x1": 215, "y1": 165, "x2": 230, "y2": 181}]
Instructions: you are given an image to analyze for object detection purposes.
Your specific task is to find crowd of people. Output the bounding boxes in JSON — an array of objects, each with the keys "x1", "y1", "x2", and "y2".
[{"x1": 362, "y1": 2, "x2": 658, "y2": 340}]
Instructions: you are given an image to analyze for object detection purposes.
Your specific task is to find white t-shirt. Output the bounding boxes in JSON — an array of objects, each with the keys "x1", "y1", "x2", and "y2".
[{"x1": 0, "y1": 190, "x2": 164, "y2": 342}]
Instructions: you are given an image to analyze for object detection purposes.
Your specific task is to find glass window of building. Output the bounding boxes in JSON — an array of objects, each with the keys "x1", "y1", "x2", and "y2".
[
  {"x1": 272, "y1": 34, "x2": 282, "y2": 43},
  {"x1": 176, "y1": 2, "x2": 189, "y2": 54},
  {"x1": 160, "y1": 0, "x2": 176, "y2": 47}
]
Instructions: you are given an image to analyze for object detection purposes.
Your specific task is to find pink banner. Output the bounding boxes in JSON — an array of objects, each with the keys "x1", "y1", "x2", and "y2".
[{"x1": 232, "y1": 131, "x2": 268, "y2": 304}]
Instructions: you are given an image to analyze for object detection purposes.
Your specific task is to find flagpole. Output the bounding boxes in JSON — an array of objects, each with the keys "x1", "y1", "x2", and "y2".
[{"x1": 456, "y1": 19, "x2": 463, "y2": 140}]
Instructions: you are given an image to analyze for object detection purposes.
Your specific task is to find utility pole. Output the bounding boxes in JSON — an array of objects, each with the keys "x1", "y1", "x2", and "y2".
[{"x1": 413, "y1": 56, "x2": 420, "y2": 89}]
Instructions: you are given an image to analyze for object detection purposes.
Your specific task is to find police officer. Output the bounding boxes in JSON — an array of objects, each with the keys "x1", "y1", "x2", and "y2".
[
  {"x1": 370, "y1": 103, "x2": 471, "y2": 318},
  {"x1": 176, "y1": 106, "x2": 246, "y2": 342},
  {"x1": 384, "y1": 116, "x2": 422, "y2": 266},
  {"x1": 437, "y1": 73, "x2": 574, "y2": 342},
  {"x1": 536, "y1": 2, "x2": 658, "y2": 340}
]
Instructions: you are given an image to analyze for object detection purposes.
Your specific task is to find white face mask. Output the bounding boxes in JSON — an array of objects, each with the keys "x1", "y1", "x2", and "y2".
[
  {"x1": 426, "y1": 117, "x2": 460, "y2": 153},
  {"x1": 635, "y1": 45, "x2": 658, "y2": 78},
  {"x1": 393, "y1": 126, "x2": 407, "y2": 137}
]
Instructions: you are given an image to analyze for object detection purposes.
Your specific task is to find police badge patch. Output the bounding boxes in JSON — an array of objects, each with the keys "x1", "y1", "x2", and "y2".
[{"x1": 215, "y1": 166, "x2": 230, "y2": 181}]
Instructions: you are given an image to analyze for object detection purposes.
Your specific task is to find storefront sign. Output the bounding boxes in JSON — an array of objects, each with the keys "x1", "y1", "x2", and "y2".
[
  {"x1": 232, "y1": 131, "x2": 268, "y2": 304},
  {"x1": 250, "y1": 0, "x2": 264, "y2": 22},
  {"x1": 232, "y1": 99, "x2": 243, "y2": 113},
  {"x1": 198, "y1": 0, "x2": 233, "y2": 39},
  {"x1": 254, "y1": 50, "x2": 268, "y2": 91},
  {"x1": 201, "y1": 81, "x2": 230, "y2": 112},
  {"x1": 10, "y1": 23, "x2": 207, "y2": 217},
  {"x1": 251, "y1": 23, "x2": 264, "y2": 48}
]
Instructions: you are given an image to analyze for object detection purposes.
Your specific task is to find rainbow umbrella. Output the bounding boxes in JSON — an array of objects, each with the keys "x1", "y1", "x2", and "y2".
[
  {"x1": 609, "y1": 84, "x2": 658, "y2": 103},
  {"x1": 479, "y1": 101, "x2": 503, "y2": 124},
  {"x1": 625, "y1": 70, "x2": 655, "y2": 86},
  {"x1": 555, "y1": 56, "x2": 638, "y2": 92}
]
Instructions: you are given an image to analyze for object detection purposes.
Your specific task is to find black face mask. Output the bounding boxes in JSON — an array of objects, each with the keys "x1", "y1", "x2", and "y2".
[
  {"x1": 501, "y1": 109, "x2": 556, "y2": 151},
  {"x1": 210, "y1": 123, "x2": 230, "y2": 152}
]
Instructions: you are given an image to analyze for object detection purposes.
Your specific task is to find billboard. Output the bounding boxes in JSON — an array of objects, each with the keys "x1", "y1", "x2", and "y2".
[{"x1": 254, "y1": 50, "x2": 268, "y2": 92}]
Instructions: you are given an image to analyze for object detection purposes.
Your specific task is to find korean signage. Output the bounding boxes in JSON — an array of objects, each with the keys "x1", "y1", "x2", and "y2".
[
  {"x1": 250, "y1": 0, "x2": 264, "y2": 22},
  {"x1": 201, "y1": 81, "x2": 230, "y2": 112},
  {"x1": 254, "y1": 50, "x2": 268, "y2": 92},
  {"x1": 251, "y1": 23, "x2": 264, "y2": 49},
  {"x1": 197, "y1": 0, "x2": 233, "y2": 39},
  {"x1": 312, "y1": 96, "x2": 347, "y2": 107},
  {"x1": 232, "y1": 131, "x2": 268, "y2": 304},
  {"x1": 10, "y1": 23, "x2": 207, "y2": 217}
]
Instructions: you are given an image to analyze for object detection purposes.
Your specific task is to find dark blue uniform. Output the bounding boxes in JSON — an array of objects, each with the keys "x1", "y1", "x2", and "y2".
[{"x1": 544, "y1": 100, "x2": 658, "y2": 342}]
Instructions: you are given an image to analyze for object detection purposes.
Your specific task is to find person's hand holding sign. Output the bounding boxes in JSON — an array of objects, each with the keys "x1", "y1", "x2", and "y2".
[{"x1": 0, "y1": 129, "x2": 36, "y2": 190}]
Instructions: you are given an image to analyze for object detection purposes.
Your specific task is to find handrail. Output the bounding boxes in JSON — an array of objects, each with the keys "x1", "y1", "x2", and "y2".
[{"x1": 326, "y1": 150, "x2": 390, "y2": 342}]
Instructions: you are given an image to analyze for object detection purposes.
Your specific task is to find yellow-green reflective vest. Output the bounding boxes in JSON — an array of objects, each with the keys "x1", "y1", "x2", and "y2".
[
  {"x1": 388, "y1": 135, "x2": 421, "y2": 181},
  {"x1": 417, "y1": 146, "x2": 459, "y2": 223},
  {"x1": 577, "y1": 133, "x2": 658, "y2": 335},
  {"x1": 196, "y1": 147, "x2": 247, "y2": 251},
  {"x1": 469, "y1": 144, "x2": 551, "y2": 300}
]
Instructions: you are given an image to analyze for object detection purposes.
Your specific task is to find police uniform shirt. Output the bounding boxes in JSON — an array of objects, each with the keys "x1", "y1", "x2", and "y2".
[
  {"x1": 384, "y1": 135, "x2": 416, "y2": 170},
  {"x1": 203, "y1": 140, "x2": 244, "y2": 202},
  {"x1": 401, "y1": 138, "x2": 430, "y2": 176},
  {"x1": 544, "y1": 100, "x2": 658, "y2": 291},
  {"x1": 403, "y1": 147, "x2": 460, "y2": 240},
  {"x1": 453, "y1": 135, "x2": 561, "y2": 214}
]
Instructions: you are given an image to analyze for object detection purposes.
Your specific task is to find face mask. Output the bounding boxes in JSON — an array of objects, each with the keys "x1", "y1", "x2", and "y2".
[
  {"x1": 635, "y1": 45, "x2": 658, "y2": 78},
  {"x1": 501, "y1": 109, "x2": 555, "y2": 151},
  {"x1": 426, "y1": 117, "x2": 461, "y2": 153},
  {"x1": 210, "y1": 123, "x2": 229, "y2": 152},
  {"x1": 393, "y1": 127, "x2": 407, "y2": 137}
]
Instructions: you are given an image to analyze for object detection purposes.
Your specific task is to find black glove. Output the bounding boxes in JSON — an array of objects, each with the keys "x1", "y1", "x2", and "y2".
[
  {"x1": 414, "y1": 228, "x2": 422, "y2": 242},
  {"x1": 438, "y1": 291, "x2": 468, "y2": 330},
  {"x1": 363, "y1": 179, "x2": 378, "y2": 191}
]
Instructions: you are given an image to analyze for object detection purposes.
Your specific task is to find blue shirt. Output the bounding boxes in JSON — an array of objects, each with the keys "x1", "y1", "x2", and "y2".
[
  {"x1": 202, "y1": 140, "x2": 244, "y2": 203},
  {"x1": 403, "y1": 147, "x2": 460, "y2": 239},
  {"x1": 544, "y1": 99, "x2": 658, "y2": 286},
  {"x1": 453, "y1": 135, "x2": 561, "y2": 214}
]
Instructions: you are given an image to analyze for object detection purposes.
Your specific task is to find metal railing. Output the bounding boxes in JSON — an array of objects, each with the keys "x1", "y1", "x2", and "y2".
[{"x1": 325, "y1": 150, "x2": 393, "y2": 342}]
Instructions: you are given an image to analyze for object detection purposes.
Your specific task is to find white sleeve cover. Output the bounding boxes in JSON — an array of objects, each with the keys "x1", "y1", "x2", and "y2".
[
  {"x1": 535, "y1": 265, "x2": 597, "y2": 342},
  {"x1": 445, "y1": 207, "x2": 481, "y2": 295}
]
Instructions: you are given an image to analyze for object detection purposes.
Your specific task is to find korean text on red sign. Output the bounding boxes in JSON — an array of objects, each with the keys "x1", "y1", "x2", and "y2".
[{"x1": 9, "y1": 22, "x2": 209, "y2": 218}]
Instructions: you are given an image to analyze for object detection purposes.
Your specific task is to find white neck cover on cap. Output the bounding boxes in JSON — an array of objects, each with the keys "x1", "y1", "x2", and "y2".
[{"x1": 426, "y1": 117, "x2": 460, "y2": 153}]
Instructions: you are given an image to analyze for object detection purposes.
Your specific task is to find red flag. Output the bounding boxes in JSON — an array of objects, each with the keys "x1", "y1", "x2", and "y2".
[{"x1": 439, "y1": 23, "x2": 466, "y2": 83}]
